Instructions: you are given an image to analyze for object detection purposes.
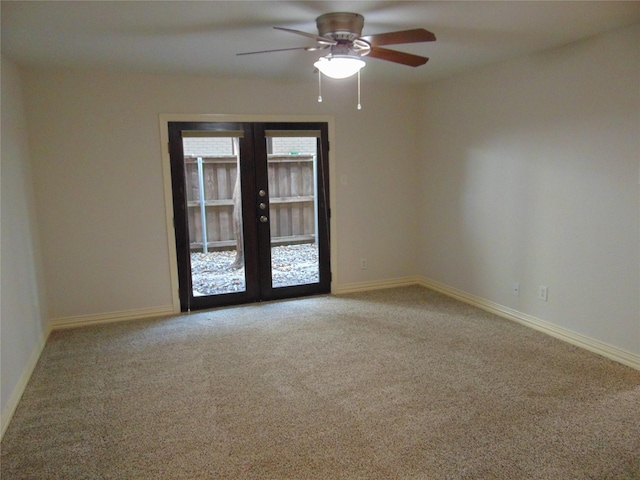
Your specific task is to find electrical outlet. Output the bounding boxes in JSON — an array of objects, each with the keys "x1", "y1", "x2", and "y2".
[
  {"x1": 538, "y1": 285, "x2": 548, "y2": 302},
  {"x1": 360, "y1": 258, "x2": 368, "y2": 270},
  {"x1": 512, "y1": 283, "x2": 520, "y2": 296}
]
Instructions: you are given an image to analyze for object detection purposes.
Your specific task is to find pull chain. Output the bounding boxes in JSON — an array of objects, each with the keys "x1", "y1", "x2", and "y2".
[
  {"x1": 357, "y1": 69, "x2": 362, "y2": 110},
  {"x1": 316, "y1": 69, "x2": 362, "y2": 109}
]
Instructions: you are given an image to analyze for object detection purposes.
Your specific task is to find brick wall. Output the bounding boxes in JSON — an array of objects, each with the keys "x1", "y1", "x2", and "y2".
[
  {"x1": 183, "y1": 138, "x2": 233, "y2": 157},
  {"x1": 182, "y1": 137, "x2": 316, "y2": 157},
  {"x1": 271, "y1": 137, "x2": 316, "y2": 155}
]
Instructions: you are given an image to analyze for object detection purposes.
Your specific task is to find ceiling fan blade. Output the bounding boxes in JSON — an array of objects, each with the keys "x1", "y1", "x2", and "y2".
[
  {"x1": 360, "y1": 28, "x2": 436, "y2": 47},
  {"x1": 273, "y1": 27, "x2": 337, "y2": 45},
  {"x1": 237, "y1": 46, "x2": 328, "y2": 56},
  {"x1": 367, "y1": 46, "x2": 429, "y2": 67}
]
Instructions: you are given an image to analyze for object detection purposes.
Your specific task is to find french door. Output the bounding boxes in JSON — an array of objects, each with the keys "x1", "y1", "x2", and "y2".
[{"x1": 168, "y1": 121, "x2": 330, "y2": 311}]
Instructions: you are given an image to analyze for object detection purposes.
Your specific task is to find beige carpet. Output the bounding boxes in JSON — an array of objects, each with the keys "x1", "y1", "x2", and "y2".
[{"x1": 2, "y1": 286, "x2": 639, "y2": 479}]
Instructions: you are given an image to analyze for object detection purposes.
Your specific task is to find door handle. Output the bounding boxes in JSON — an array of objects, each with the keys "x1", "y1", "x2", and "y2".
[{"x1": 259, "y1": 215, "x2": 268, "y2": 223}]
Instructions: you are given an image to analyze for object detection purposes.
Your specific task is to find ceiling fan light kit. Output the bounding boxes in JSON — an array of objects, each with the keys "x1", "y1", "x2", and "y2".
[
  {"x1": 238, "y1": 12, "x2": 435, "y2": 109},
  {"x1": 313, "y1": 55, "x2": 365, "y2": 79}
]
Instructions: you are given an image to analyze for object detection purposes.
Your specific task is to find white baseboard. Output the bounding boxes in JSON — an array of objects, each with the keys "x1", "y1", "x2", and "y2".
[
  {"x1": 1, "y1": 325, "x2": 51, "y2": 440},
  {"x1": 417, "y1": 277, "x2": 640, "y2": 371},
  {"x1": 51, "y1": 305, "x2": 177, "y2": 329},
  {"x1": 4, "y1": 279, "x2": 636, "y2": 444},
  {"x1": 333, "y1": 276, "x2": 422, "y2": 295}
]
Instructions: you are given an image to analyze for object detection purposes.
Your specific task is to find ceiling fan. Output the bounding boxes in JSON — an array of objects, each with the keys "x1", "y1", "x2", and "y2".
[{"x1": 238, "y1": 12, "x2": 436, "y2": 79}]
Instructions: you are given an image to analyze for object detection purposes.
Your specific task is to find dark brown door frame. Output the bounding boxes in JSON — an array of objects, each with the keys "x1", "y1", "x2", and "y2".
[{"x1": 168, "y1": 121, "x2": 331, "y2": 312}]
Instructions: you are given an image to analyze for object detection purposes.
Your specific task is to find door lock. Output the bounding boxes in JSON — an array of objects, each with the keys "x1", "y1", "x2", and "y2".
[{"x1": 259, "y1": 215, "x2": 268, "y2": 223}]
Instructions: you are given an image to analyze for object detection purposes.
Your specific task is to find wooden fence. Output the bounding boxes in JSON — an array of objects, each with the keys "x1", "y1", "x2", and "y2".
[{"x1": 185, "y1": 155, "x2": 317, "y2": 251}]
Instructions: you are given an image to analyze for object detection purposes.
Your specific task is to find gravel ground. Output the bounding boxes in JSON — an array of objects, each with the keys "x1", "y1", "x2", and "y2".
[{"x1": 191, "y1": 243, "x2": 319, "y2": 296}]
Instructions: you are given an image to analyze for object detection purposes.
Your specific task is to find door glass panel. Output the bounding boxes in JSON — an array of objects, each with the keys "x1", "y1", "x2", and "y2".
[
  {"x1": 182, "y1": 133, "x2": 246, "y2": 296},
  {"x1": 265, "y1": 132, "x2": 320, "y2": 288}
]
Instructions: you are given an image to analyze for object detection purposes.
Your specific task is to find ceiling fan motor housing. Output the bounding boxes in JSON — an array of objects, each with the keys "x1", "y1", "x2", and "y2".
[
  {"x1": 238, "y1": 12, "x2": 432, "y2": 68},
  {"x1": 316, "y1": 12, "x2": 364, "y2": 42}
]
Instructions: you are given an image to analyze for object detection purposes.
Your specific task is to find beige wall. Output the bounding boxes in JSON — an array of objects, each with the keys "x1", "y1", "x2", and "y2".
[
  {"x1": 418, "y1": 24, "x2": 640, "y2": 354},
  {"x1": 20, "y1": 70, "x2": 422, "y2": 320},
  {"x1": 3, "y1": 24, "x2": 639, "y2": 435},
  {"x1": 1, "y1": 56, "x2": 49, "y2": 431}
]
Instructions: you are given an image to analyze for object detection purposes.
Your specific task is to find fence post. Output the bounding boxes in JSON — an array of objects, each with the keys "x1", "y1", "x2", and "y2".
[
  {"x1": 313, "y1": 154, "x2": 319, "y2": 246},
  {"x1": 197, "y1": 157, "x2": 208, "y2": 253}
]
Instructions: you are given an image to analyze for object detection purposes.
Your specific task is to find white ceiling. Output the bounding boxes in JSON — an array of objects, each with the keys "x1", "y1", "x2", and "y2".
[{"x1": 2, "y1": 1, "x2": 640, "y2": 84}]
